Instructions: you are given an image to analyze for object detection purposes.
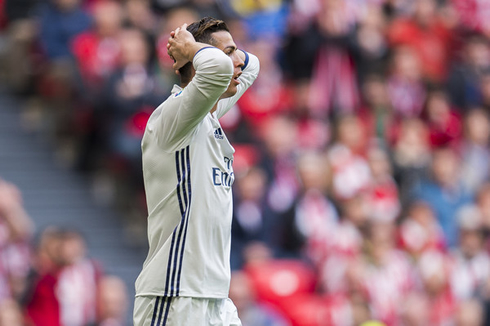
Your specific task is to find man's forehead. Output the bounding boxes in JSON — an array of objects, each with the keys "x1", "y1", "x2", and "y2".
[{"x1": 211, "y1": 31, "x2": 236, "y2": 49}]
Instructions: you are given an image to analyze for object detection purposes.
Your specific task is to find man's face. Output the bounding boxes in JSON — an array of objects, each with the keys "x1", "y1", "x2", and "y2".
[{"x1": 211, "y1": 31, "x2": 244, "y2": 98}]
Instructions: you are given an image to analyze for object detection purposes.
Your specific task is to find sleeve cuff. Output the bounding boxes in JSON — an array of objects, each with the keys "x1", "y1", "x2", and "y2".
[
  {"x1": 241, "y1": 50, "x2": 249, "y2": 71},
  {"x1": 193, "y1": 46, "x2": 217, "y2": 59}
]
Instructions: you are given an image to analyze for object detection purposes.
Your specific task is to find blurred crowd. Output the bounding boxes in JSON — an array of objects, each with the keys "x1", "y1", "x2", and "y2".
[
  {"x1": 2, "y1": 0, "x2": 490, "y2": 325},
  {"x1": 0, "y1": 179, "x2": 129, "y2": 325}
]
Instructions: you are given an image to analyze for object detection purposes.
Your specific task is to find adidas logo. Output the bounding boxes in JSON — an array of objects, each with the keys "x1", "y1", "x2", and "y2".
[{"x1": 214, "y1": 128, "x2": 224, "y2": 140}]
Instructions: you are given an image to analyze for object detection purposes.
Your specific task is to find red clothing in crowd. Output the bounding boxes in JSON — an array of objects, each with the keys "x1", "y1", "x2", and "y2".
[
  {"x1": 71, "y1": 32, "x2": 120, "y2": 87},
  {"x1": 452, "y1": 0, "x2": 490, "y2": 34},
  {"x1": 388, "y1": 18, "x2": 453, "y2": 82},
  {"x1": 427, "y1": 111, "x2": 462, "y2": 148},
  {"x1": 25, "y1": 272, "x2": 61, "y2": 326}
]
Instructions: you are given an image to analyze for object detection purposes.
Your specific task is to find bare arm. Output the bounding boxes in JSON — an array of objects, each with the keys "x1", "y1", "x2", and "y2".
[{"x1": 0, "y1": 180, "x2": 34, "y2": 241}]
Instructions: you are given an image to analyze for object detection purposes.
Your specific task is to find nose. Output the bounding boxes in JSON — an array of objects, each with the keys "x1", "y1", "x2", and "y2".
[{"x1": 233, "y1": 52, "x2": 244, "y2": 69}]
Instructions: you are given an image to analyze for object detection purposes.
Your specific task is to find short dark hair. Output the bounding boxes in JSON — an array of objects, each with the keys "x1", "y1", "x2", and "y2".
[{"x1": 178, "y1": 17, "x2": 230, "y2": 84}]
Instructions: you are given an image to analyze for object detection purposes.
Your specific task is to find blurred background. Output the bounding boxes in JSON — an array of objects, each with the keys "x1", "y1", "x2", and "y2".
[{"x1": 1, "y1": 0, "x2": 490, "y2": 325}]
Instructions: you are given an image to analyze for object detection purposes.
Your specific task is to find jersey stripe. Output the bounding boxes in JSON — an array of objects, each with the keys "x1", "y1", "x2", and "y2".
[
  {"x1": 176, "y1": 146, "x2": 192, "y2": 295},
  {"x1": 161, "y1": 297, "x2": 172, "y2": 325},
  {"x1": 163, "y1": 150, "x2": 182, "y2": 296},
  {"x1": 165, "y1": 146, "x2": 191, "y2": 296},
  {"x1": 150, "y1": 297, "x2": 173, "y2": 326},
  {"x1": 169, "y1": 148, "x2": 189, "y2": 295},
  {"x1": 155, "y1": 295, "x2": 166, "y2": 326},
  {"x1": 150, "y1": 297, "x2": 161, "y2": 326}
]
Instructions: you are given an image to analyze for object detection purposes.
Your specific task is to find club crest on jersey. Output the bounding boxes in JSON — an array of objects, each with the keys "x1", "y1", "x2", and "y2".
[{"x1": 214, "y1": 128, "x2": 224, "y2": 140}]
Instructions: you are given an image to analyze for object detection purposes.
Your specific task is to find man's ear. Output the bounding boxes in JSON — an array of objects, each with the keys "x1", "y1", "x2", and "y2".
[{"x1": 175, "y1": 70, "x2": 180, "y2": 75}]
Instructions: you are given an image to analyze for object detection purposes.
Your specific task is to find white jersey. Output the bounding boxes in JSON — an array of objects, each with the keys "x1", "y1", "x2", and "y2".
[{"x1": 135, "y1": 47, "x2": 259, "y2": 299}]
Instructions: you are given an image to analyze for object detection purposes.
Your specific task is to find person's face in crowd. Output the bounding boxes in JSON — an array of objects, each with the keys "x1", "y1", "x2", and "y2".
[
  {"x1": 97, "y1": 276, "x2": 128, "y2": 321},
  {"x1": 61, "y1": 233, "x2": 86, "y2": 265},
  {"x1": 237, "y1": 167, "x2": 267, "y2": 202},
  {"x1": 261, "y1": 115, "x2": 298, "y2": 158},
  {"x1": 367, "y1": 147, "x2": 392, "y2": 181},
  {"x1": 368, "y1": 222, "x2": 395, "y2": 265},
  {"x1": 409, "y1": 202, "x2": 435, "y2": 227},
  {"x1": 119, "y1": 29, "x2": 149, "y2": 66},
  {"x1": 419, "y1": 252, "x2": 447, "y2": 296},
  {"x1": 93, "y1": 1, "x2": 124, "y2": 37},
  {"x1": 0, "y1": 299, "x2": 24, "y2": 326},
  {"x1": 229, "y1": 271, "x2": 254, "y2": 313},
  {"x1": 460, "y1": 229, "x2": 484, "y2": 258},
  {"x1": 431, "y1": 148, "x2": 460, "y2": 187},
  {"x1": 392, "y1": 47, "x2": 422, "y2": 81},
  {"x1": 38, "y1": 228, "x2": 64, "y2": 269},
  {"x1": 337, "y1": 115, "x2": 364, "y2": 152},
  {"x1": 455, "y1": 300, "x2": 484, "y2": 326},
  {"x1": 55, "y1": 0, "x2": 80, "y2": 11},
  {"x1": 362, "y1": 76, "x2": 389, "y2": 108},
  {"x1": 479, "y1": 74, "x2": 490, "y2": 104},
  {"x1": 425, "y1": 92, "x2": 451, "y2": 124},
  {"x1": 414, "y1": 0, "x2": 437, "y2": 26},
  {"x1": 464, "y1": 109, "x2": 490, "y2": 145},
  {"x1": 125, "y1": 0, "x2": 154, "y2": 31},
  {"x1": 400, "y1": 292, "x2": 430, "y2": 326},
  {"x1": 395, "y1": 119, "x2": 430, "y2": 162},
  {"x1": 297, "y1": 152, "x2": 330, "y2": 192},
  {"x1": 477, "y1": 184, "x2": 490, "y2": 227},
  {"x1": 210, "y1": 30, "x2": 245, "y2": 98},
  {"x1": 342, "y1": 195, "x2": 368, "y2": 227},
  {"x1": 465, "y1": 39, "x2": 490, "y2": 70}
]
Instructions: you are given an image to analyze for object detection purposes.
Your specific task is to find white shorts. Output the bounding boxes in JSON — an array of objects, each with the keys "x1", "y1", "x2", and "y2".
[{"x1": 133, "y1": 296, "x2": 242, "y2": 326}]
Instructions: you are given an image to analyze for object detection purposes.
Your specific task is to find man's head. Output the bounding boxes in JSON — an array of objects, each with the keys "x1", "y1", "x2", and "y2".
[{"x1": 179, "y1": 17, "x2": 244, "y2": 97}]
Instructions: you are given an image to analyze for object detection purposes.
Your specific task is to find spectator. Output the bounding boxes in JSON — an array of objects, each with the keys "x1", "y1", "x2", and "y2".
[
  {"x1": 417, "y1": 250, "x2": 456, "y2": 325},
  {"x1": 96, "y1": 275, "x2": 128, "y2": 326},
  {"x1": 0, "y1": 298, "x2": 25, "y2": 326},
  {"x1": 259, "y1": 115, "x2": 299, "y2": 214},
  {"x1": 392, "y1": 118, "x2": 431, "y2": 203},
  {"x1": 460, "y1": 108, "x2": 490, "y2": 193},
  {"x1": 276, "y1": 150, "x2": 337, "y2": 261},
  {"x1": 422, "y1": 89, "x2": 463, "y2": 148},
  {"x1": 0, "y1": 179, "x2": 33, "y2": 301},
  {"x1": 361, "y1": 221, "x2": 416, "y2": 325},
  {"x1": 446, "y1": 34, "x2": 490, "y2": 110},
  {"x1": 388, "y1": 0, "x2": 454, "y2": 83},
  {"x1": 229, "y1": 270, "x2": 290, "y2": 326},
  {"x1": 307, "y1": 0, "x2": 359, "y2": 117},
  {"x1": 352, "y1": 4, "x2": 389, "y2": 84},
  {"x1": 450, "y1": 205, "x2": 490, "y2": 301},
  {"x1": 123, "y1": 0, "x2": 156, "y2": 37},
  {"x1": 411, "y1": 146, "x2": 472, "y2": 247},
  {"x1": 24, "y1": 227, "x2": 64, "y2": 326},
  {"x1": 359, "y1": 75, "x2": 397, "y2": 146},
  {"x1": 57, "y1": 230, "x2": 101, "y2": 326},
  {"x1": 454, "y1": 299, "x2": 485, "y2": 326},
  {"x1": 327, "y1": 114, "x2": 370, "y2": 201},
  {"x1": 364, "y1": 145, "x2": 401, "y2": 222},
  {"x1": 103, "y1": 28, "x2": 161, "y2": 172},
  {"x1": 318, "y1": 194, "x2": 366, "y2": 296},
  {"x1": 398, "y1": 201, "x2": 446, "y2": 259},
  {"x1": 37, "y1": 0, "x2": 92, "y2": 61},
  {"x1": 231, "y1": 166, "x2": 275, "y2": 269},
  {"x1": 71, "y1": 0, "x2": 124, "y2": 95},
  {"x1": 387, "y1": 46, "x2": 426, "y2": 118}
]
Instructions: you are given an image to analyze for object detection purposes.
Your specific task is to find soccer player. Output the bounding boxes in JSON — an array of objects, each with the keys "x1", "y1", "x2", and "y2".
[{"x1": 133, "y1": 17, "x2": 260, "y2": 326}]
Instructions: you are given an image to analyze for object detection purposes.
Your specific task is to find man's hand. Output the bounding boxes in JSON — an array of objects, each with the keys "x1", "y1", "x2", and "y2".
[{"x1": 167, "y1": 23, "x2": 208, "y2": 71}]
